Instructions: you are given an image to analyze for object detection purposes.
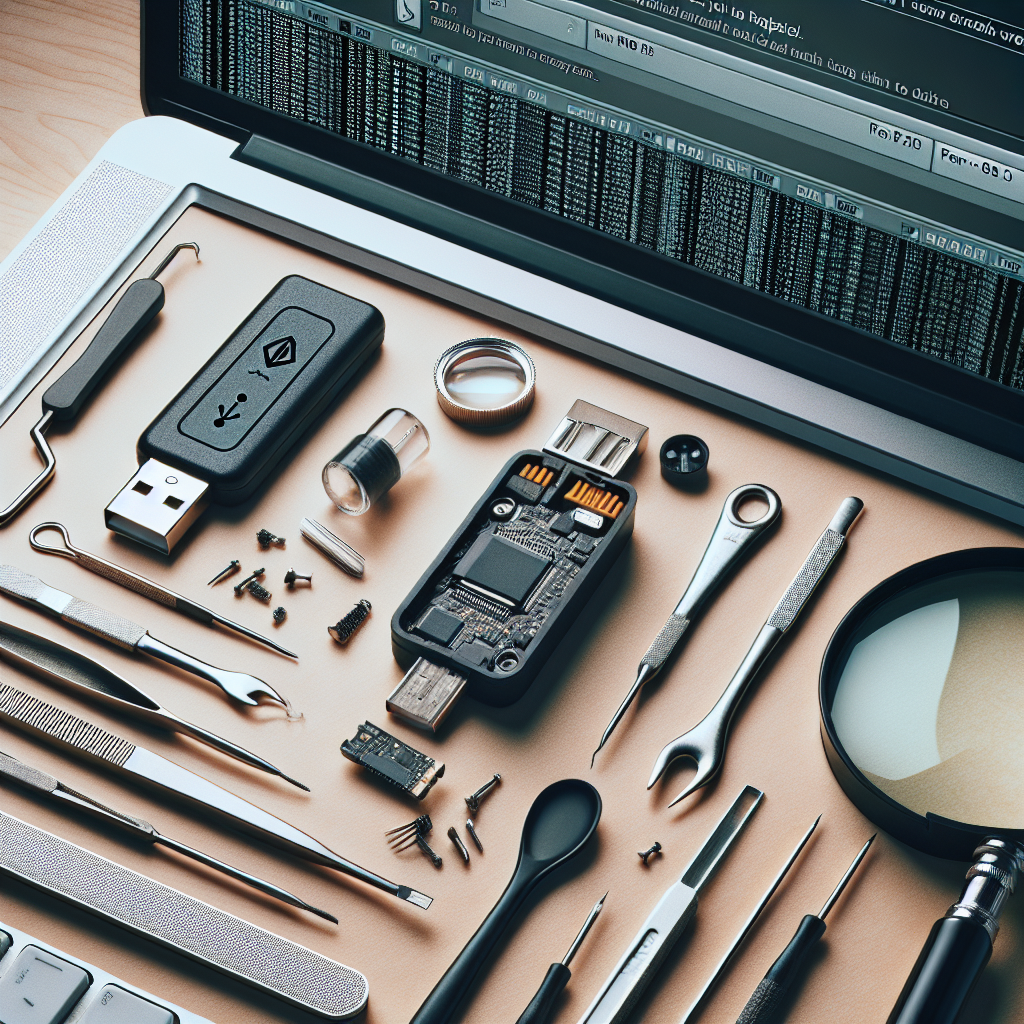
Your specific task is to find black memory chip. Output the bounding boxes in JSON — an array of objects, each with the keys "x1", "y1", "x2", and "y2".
[
  {"x1": 454, "y1": 532, "x2": 551, "y2": 605},
  {"x1": 414, "y1": 606, "x2": 465, "y2": 646}
]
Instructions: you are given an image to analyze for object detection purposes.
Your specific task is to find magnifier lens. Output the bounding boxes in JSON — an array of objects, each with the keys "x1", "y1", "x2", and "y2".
[
  {"x1": 829, "y1": 566, "x2": 1024, "y2": 831},
  {"x1": 443, "y1": 353, "x2": 526, "y2": 409}
]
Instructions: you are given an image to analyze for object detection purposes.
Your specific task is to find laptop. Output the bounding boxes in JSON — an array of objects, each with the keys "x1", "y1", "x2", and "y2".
[{"x1": 1, "y1": 0, "x2": 1021, "y2": 523}]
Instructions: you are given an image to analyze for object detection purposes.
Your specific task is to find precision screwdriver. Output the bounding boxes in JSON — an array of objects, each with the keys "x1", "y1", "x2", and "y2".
[
  {"x1": 735, "y1": 835, "x2": 876, "y2": 1024},
  {"x1": 515, "y1": 893, "x2": 607, "y2": 1024},
  {"x1": 0, "y1": 748, "x2": 336, "y2": 922}
]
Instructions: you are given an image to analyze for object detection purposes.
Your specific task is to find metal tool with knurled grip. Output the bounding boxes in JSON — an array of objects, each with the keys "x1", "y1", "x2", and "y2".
[
  {"x1": 0, "y1": 810, "x2": 369, "y2": 1019},
  {"x1": 648, "y1": 497, "x2": 863, "y2": 806},
  {"x1": 591, "y1": 484, "x2": 781, "y2": 766},
  {"x1": 0, "y1": 564, "x2": 289, "y2": 708}
]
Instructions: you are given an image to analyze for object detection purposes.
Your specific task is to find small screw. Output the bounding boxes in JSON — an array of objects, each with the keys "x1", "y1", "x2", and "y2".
[
  {"x1": 466, "y1": 819, "x2": 483, "y2": 852},
  {"x1": 638, "y1": 842, "x2": 662, "y2": 866},
  {"x1": 247, "y1": 581, "x2": 272, "y2": 602},
  {"x1": 273, "y1": 606, "x2": 286, "y2": 624},
  {"x1": 448, "y1": 827, "x2": 470, "y2": 864},
  {"x1": 233, "y1": 568, "x2": 265, "y2": 595},
  {"x1": 284, "y1": 568, "x2": 313, "y2": 589},
  {"x1": 417, "y1": 835, "x2": 443, "y2": 868},
  {"x1": 257, "y1": 528, "x2": 286, "y2": 549},
  {"x1": 465, "y1": 773, "x2": 501, "y2": 815},
  {"x1": 328, "y1": 599, "x2": 372, "y2": 646},
  {"x1": 208, "y1": 559, "x2": 240, "y2": 586}
]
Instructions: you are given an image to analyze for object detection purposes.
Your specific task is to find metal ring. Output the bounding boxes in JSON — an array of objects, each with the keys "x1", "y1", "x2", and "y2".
[
  {"x1": 434, "y1": 338, "x2": 536, "y2": 426},
  {"x1": 724, "y1": 484, "x2": 782, "y2": 530}
]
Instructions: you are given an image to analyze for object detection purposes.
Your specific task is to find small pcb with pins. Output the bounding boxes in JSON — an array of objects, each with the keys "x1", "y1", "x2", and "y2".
[{"x1": 341, "y1": 721, "x2": 444, "y2": 799}]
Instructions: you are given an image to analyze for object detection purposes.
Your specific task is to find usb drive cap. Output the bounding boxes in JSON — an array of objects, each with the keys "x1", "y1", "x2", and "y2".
[{"x1": 104, "y1": 458, "x2": 208, "y2": 555}]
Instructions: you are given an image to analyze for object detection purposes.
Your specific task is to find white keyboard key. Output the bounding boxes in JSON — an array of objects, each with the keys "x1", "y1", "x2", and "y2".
[
  {"x1": 78, "y1": 984, "x2": 176, "y2": 1023},
  {"x1": 0, "y1": 945, "x2": 90, "y2": 1024}
]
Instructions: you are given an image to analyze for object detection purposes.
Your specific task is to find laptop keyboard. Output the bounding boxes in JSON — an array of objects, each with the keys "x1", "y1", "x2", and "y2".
[{"x1": 0, "y1": 921, "x2": 213, "y2": 1024}]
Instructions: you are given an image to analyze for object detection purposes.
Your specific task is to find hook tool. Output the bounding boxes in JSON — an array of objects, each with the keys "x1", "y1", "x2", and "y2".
[
  {"x1": 592, "y1": 485, "x2": 780, "y2": 765},
  {"x1": 0, "y1": 243, "x2": 199, "y2": 527},
  {"x1": 648, "y1": 498, "x2": 863, "y2": 806},
  {"x1": 0, "y1": 564, "x2": 292, "y2": 710},
  {"x1": 30, "y1": 523, "x2": 296, "y2": 658}
]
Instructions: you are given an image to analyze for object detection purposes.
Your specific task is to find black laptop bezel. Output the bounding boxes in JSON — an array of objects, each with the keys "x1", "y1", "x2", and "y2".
[{"x1": 142, "y1": 1, "x2": 1024, "y2": 460}]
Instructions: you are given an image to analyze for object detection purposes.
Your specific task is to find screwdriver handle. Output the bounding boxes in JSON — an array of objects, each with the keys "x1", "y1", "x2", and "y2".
[
  {"x1": 42, "y1": 278, "x2": 165, "y2": 422},
  {"x1": 736, "y1": 915, "x2": 826, "y2": 1024},
  {"x1": 515, "y1": 963, "x2": 571, "y2": 1024}
]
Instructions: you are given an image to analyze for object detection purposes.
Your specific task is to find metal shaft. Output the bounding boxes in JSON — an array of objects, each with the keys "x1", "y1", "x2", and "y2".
[
  {"x1": 819, "y1": 834, "x2": 876, "y2": 920},
  {"x1": 563, "y1": 892, "x2": 608, "y2": 967}
]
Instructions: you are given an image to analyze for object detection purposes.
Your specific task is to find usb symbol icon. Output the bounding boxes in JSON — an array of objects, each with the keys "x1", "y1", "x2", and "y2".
[{"x1": 214, "y1": 392, "x2": 247, "y2": 428}]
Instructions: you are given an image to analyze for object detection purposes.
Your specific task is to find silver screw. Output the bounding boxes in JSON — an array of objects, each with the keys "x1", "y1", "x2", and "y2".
[{"x1": 466, "y1": 819, "x2": 483, "y2": 852}]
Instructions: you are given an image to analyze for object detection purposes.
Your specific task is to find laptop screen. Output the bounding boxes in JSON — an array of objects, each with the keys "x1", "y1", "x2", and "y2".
[{"x1": 147, "y1": 0, "x2": 1024, "y2": 453}]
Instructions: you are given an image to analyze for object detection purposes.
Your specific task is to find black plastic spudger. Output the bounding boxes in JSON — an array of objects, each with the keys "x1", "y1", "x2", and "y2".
[
  {"x1": 735, "y1": 835, "x2": 875, "y2": 1024},
  {"x1": 0, "y1": 242, "x2": 200, "y2": 527},
  {"x1": 515, "y1": 893, "x2": 606, "y2": 1024}
]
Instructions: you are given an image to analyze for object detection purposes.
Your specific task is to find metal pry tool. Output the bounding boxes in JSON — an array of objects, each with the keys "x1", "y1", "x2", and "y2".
[
  {"x1": 0, "y1": 619, "x2": 306, "y2": 789},
  {"x1": 0, "y1": 243, "x2": 200, "y2": 528},
  {"x1": 648, "y1": 498, "x2": 864, "y2": 806},
  {"x1": 0, "y1": 564, "x2": 292, "y2": 709},
  {"x1": 592, "y1": 485, "x2": 781, "y2": 765},
  {"x1": 29, "y1": 523, "x2": 297, "y2": 658},
  {"x1": 577, "y1": 785, "x2": 763, "y2": 1024},
  {"x1": 0, "y1": 684, "x2": 432, "y2": 910},
  {"x1": 0, "y1": 749, "x2": 334, "y2": 922}
]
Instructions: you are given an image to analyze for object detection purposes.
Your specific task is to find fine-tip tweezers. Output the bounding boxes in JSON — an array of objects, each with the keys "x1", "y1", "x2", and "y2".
[
  {"x1": 0, "y1": 748, "x2": 336, "y2": 922},
  {"x1": 29, "y1": 522, "x2": 296, "y2": 659},
  {"x1": 0, "y1": 564, "x2": 290, "y2": 710},
  {"x1": 0, "y1": 684, "x2": 432, "y2": 910},
  {"x1": 0, "y1": 618, "x2": 306, "y2": 789}
]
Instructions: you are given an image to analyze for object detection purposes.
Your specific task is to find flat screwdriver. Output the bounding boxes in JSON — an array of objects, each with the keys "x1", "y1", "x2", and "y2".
[
  {"x1": 735, "y1": 835, "x2": 876, "y2": 1024},
  {"x1": 515, "y1": 893, "x2": 607, "y2": 1024}
]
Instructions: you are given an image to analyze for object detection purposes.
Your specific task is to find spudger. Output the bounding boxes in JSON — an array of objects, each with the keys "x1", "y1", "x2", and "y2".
[
  {"x1": 515, "y1": 892, "x2": 607, "y2": 1024},
  {"x1": 735, "y1": 835, "x2": 875, "y2": 1024},
  {"x1": 0, "y1": 748, "x2": 336, "y2": 923},
  {"x1": 29, "y1": 522, "x2": 297, "y2": 659}
]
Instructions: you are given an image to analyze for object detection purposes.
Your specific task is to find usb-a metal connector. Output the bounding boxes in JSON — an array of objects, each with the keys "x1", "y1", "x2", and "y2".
[
  {"x1": 104, "y1": 458, "x2": 209, "y2": 555},
  {"x1": 386, "y1": 658, "x2": 468, "y2": 732}
]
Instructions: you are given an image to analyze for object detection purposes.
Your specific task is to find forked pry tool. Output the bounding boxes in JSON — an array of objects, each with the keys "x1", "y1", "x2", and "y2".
[
  {"x1": 0, "y1": 564, "x2": 293, "y2": 711},
  {"x1": 29, "y1": 523, "x2": 297, "y2": 659},
  {"x1": 0, "y1": 243, "x2": 200, "y2": 527},
  {"x1": 592, "y1": 485, "x2": 781, "y2": 766},
  {"x1": 648, "y1": 497, "x2": 864, "y2": 807}
]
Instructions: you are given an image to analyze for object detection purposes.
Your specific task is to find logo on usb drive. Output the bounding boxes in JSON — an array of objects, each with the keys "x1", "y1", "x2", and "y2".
[
  {"x1": 263, "y1": 336, "x2": 297, "y2": 368},
  {"x1": 214, "y1": 393, "x2": 247, "y2": 428}
]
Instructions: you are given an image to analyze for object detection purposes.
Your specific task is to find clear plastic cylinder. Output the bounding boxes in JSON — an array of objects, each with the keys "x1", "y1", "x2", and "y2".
[{"x1": 323, "y1": 408, "x2": 429, "y2": 515}]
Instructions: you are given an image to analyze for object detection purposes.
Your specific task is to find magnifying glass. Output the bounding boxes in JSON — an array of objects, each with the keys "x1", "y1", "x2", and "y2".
[{"x1": 820, "y1": 547, "x2": 1024, "y2": 1024}]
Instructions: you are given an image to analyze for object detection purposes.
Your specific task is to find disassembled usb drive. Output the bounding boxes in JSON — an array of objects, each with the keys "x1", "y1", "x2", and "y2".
[{"x1": 387, "y1": 401, "x2": 647, "y2": 731}]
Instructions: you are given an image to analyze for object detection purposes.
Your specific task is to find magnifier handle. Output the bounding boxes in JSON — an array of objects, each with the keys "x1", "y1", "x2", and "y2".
[{"x1": 886, "y1": 916, "x2": 991, "y2": 1024}]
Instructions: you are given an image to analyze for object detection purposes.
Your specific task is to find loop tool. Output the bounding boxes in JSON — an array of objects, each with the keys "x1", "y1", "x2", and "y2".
[
  {"x1": 0, "y1": 243, "x2": 199, "y2": 527},
  {"x1": 648, "y1": 497, "x2": 863, "y2": 807},
  {"x1": 592, "y1": 484, "x2": 781, "y2": 765}
]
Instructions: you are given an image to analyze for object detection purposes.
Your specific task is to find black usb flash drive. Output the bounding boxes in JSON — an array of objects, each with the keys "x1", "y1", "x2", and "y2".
[{"x1": 105, "y1": 275, "x2": 384, "y2": 553}]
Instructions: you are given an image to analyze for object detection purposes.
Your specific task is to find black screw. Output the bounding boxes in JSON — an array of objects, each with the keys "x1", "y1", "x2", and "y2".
[
  {"x1": 416, "y1": 836, "x2": 443, "y2": 868},
  {"x1": 208, "y1": 559, "x2": 240, "y2": 586},
  {"x1": 233, "y1": 568, "x2": 265, "y2": 595},
  {"x1": 448, "y1": 827, "x2": 470, "y2": 864},
  {"x1": 638, "y1": 842, "x2": 662, "y2": 866},
  {"x1": 272, "y1": 606, "x2": 286, "y2": 624},
  {"x1": 465, "y1": 773, "x2": 501, "y2": 815},
  {"x1": 284, "y1": 568, "x2": 313, "y2": 588},
  {"x1": 328, "y1": 599, "x2": 372, "y2": 645},
  {"x1": 257, "y1": 528, "x2": 285, "y2": 549}
]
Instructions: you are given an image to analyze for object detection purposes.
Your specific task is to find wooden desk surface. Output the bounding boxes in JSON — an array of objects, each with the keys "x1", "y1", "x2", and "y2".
[{"x1": 0, "y1": 5, "x2": 1022, "y2": 1024}]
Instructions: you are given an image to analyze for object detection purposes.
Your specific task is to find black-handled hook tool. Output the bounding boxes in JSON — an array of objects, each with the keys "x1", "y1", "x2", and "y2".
[{"x1": 0, "y1": 242, "x2": 199, "y2": 527}]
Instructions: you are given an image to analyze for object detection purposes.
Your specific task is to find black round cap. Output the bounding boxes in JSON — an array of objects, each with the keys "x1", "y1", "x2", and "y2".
[{"x1": 660, "y1": 434, "x2": 709, "y2": 483}]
